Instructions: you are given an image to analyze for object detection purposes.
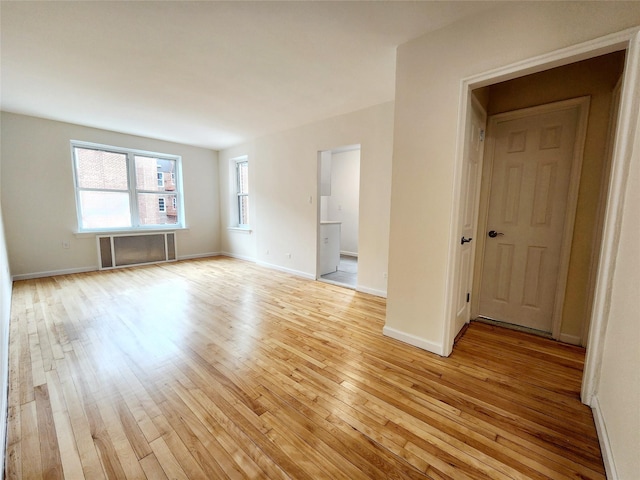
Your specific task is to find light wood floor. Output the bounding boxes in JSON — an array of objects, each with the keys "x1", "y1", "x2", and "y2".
[{"x1": 5, "y1": 257, "x2": 605, "y2": 479}]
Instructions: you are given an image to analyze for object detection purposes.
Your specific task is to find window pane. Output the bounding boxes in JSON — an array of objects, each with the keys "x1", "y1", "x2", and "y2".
[
  {"x1": 238, "y1": 195, "x2": 249, "y2": 225},
  {"x1": 138, "y1": 194, "x2": 178, "y2": 226},
  {"x1": 135, "y1": 156, "x2": 176, "y2": 192},
  {"x1": 237, "y1": 161, "x2": 249, "y2": 194},
  {"x1": 75, "y1": 148, "x2": 128, "y2": 190},
  {"x1": 79, "y1": 191, "x2": 131, "y2": 229}
]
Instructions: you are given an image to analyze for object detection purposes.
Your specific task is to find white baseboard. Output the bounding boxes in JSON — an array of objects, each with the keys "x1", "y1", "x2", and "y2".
[
  {"x1": 382, "y1": 326, "x2": 445, "y2": 356},
  {"x1": 177, "y1": 252, "x2": 221, "y2": 261},
  {"x1": 12, "y1": 266, "x2": 97, "y2": 281},
  {"x1": 591, "y1": 395, "x2": 618, "y2": 480},
  {"x1": 256, "y1": 260, "x2": 315, "y2": 280},
  {"x1": 219, "y1": 252, "x2": 256, "y2": 262},
  {"x1": 357, "y1": 285, "x2": 387, "y2": 298},
  {"x1": 340, "y1": 251, "x2": 358, "y2": 258},
  {"x1": 559, "y1": 332, "x2": 582, "y2": 346}
]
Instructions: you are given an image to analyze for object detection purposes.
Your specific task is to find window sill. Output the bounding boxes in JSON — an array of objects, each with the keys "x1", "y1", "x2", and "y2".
[
  {"x1": 228, "y1": 226, "x2": 252, "y2": 234},
  {"x1": 74, "y1": 226, "x2": 189, "y2": 238}
]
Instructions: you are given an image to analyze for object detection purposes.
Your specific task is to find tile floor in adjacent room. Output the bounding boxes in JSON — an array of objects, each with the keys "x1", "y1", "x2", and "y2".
[{"x1": 320, "y1": 254, "x2": 357, "y2": 288}]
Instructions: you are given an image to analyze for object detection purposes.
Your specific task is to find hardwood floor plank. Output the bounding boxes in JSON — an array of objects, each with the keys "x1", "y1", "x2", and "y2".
[
  {"x1": 148, "y1": 436, "x2": 191, "y2": 480},
  {"x1": 34, "y1": 384, "x2": 64, "y2": 479},
  {"x1": 4, "y1": 406, "x2": 21, "y2": 480},
  {"x1": 5, "y1": 257, "x2": 606, "y2": 480},
  {"x1": 19, "y1": 401, "x2": 42, "y2": 480},
  {"x1": 83, "y1": 400, "x2": 129, "y2": 480},
  {"x1": 139, "y1": 453, "x2": 169, "y2": 480},
  {"x1": 45, "y1": 370, "x2": 85, "y2": 480},
  {"x1": 56, "y1": 358, "x2": 107, "y2": 480}
]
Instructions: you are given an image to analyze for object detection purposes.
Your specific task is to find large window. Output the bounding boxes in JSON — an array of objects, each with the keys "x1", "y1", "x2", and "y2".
[
  {"x1": 72, "y1": 142, "x2": 183, "y2": 231},
  {"x1": 235, "y1": 158, "x2": 249, "y2": 227}
]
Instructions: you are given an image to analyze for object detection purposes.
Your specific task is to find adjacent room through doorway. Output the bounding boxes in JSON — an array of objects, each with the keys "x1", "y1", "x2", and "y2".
[{"x1": 317, "y1": 146, "x2": 361, "y2": 289}]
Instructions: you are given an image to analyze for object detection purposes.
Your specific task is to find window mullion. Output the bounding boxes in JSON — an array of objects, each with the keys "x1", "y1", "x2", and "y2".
[{"x1": 127, "y1": 152, "x2": 140, "y2": 227}]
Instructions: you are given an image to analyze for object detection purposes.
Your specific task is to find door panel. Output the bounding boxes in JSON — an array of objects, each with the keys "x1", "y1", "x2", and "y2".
[
  {"x1": 479, "y1": 103, "x2": 582, "y2": 332},
  {"x1": 453, "y1": 97, "x2": 486, "y2": 337}
]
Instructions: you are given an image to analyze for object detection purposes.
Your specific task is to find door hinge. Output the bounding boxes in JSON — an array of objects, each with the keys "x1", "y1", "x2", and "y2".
[
  {"x1": 480, "y1": 129, "x2": 485, "y2": 142},
  {"x1": 466, "y1": 293, "x2": 470, "y2": 303}
]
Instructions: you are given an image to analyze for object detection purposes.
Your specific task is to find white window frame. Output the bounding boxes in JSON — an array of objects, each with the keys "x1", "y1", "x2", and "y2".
[
  {"x1": 71, "y1": 140, "x2": 184, "y2": 232},
  {"x1": 157, "y1": 172, "x2": 164, "y2": 187},
  {"x1": 229, "y1": 156, "x2": 250, "y2": 230}
]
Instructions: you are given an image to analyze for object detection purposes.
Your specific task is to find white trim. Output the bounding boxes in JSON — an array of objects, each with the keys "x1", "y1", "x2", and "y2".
[
  {"x1": 176, "y1": 252, "x2": 220, "y2": 261},
  {"x1": 219, "y1": 252, "x2": 256, "y2": 262},
  {"x1": 591, "y1": 395, "x2": 619, "y2": 480},
  {"x1": 445, "y1": 27, "x2": 640, "y2": 363},
  {"x1": 339, "y1": 251, "x2": 358, "y2": 258},
  {"x1": 256, "y1": 260, "x2": 315, "y2": 280},
  {"x1": 466, "y1": 27, "x2": 636, "y2": 89},
  {"x1": 227, "y1": 227, "x2": 252, "y2": 234},
  {"x1": 12, "y1": 266, "x2": 97, "y2": 281},
  {"x1": 581, "y1": 77, "x2": 623, "y2": 348},
  {"x1": 382, "y1": 326, "x2": 445, "y2": 356},
  {"x1": 356, "y1": 285, "x2": 387, "y2": 298},
  {"x1": 558, "y1": 333, "x2": 581, "y2": 346},
  {"x1": 583, "y1": 30, "x2": 640, "y2": 405}
]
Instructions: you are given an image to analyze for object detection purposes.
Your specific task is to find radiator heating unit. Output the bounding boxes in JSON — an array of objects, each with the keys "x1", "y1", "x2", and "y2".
[{"x1": 97, "y1": 232, "x2": 177, "y2": 270}]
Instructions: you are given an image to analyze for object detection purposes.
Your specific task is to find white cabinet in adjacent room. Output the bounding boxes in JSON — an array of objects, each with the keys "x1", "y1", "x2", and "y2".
[{"x1": 319, "y1": 222, "x2": 341, "y2": 275}]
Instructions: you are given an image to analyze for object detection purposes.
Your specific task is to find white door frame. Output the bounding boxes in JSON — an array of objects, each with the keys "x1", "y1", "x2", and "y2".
[
  {"x1": 473, "y1": 97, "x2": 590, "y2": 338},
  {"x1": 443, "y1": 27, "x2": 640, "y2": 407}
]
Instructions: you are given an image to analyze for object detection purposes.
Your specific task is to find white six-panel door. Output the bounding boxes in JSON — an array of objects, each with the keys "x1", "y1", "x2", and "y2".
[{"x1": 478, "y1": 99, "x2": 588, "y2": 332}]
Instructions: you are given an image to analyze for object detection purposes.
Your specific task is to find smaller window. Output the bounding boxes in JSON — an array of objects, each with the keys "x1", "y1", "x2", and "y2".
[
  {"x1": 158, "y1": 197, "x2": 166, "y2": 212},
  {"x1": 157, "y1": 172, "x2": 164, "y2": 187},
  {"x1": 172, "y1": 197, "x2": 177, "y2": 209},
  {"x1": 236, "y1": 160, "x2": 249, "y2": 226}
]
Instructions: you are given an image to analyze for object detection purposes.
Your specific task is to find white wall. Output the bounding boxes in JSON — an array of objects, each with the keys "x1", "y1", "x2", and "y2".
[
  {"x1": 1, "y1": 112, "x2": 220, "y2": 278},
  {"x1": 327, "y1": 149, "x2": 360, "y2": 256},
  {"x1": 0, "y1": 138, "x2": 13, "y2": 480},
  {"x1": 219, "y1": 102, "x2": 393, "y2": 296},
  {"x1": 593, "y1": 103, "x2": 640, "y2": 480}
]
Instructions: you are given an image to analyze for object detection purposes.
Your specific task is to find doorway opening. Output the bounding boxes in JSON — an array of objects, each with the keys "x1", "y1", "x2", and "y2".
[
  {"x1": 445, "y1": 33, "x2": 639, "y2": 363},
  {"x1": 317, "y1": 145, "x2": 361, "y2": 289},
  {"x1": 470, "y1": 51, "x2": 625, "y2": 346}
]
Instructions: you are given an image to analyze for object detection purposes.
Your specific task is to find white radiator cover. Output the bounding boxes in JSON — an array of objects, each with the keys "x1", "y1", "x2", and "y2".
[{"x1": 97, "y1": 232, "x2": 177, "y2": 269}]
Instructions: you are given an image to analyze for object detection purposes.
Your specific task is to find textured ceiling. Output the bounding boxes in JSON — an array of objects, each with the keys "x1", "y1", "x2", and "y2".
[{"x1": 0, "y1": 1, "x2": 496, "y2": 150}]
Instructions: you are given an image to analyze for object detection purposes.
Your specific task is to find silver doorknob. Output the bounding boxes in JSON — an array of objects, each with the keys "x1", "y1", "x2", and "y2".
[{"x1": 488, "y1": 230, "x2": 504, "y2": 238}]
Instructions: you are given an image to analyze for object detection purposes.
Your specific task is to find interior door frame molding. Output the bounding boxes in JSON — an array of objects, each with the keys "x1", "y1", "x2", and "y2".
[
  {"x1": 472, "y1": 97, "x2": 590, "y2": 339},
  {"x1": 443, "y1": 27, "x2": 640, "y2": 408}
]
